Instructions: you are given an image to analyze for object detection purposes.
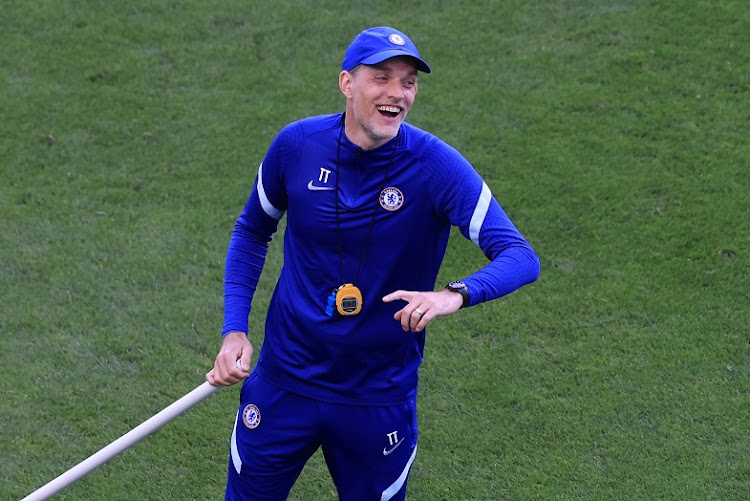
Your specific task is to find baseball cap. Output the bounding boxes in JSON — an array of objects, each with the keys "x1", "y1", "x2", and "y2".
[{"x1": 342, "y1": 26, "x2": 432, "y2": 74}]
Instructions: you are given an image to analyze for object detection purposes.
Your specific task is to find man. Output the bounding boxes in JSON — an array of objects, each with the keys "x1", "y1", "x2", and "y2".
[{"x1": 207, "y1": 26, "x2": 540, "y2": 500}]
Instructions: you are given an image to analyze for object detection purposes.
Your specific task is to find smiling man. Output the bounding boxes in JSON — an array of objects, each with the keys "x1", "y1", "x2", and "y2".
[
  {"x1": 340, "y1": 56, "x2": 419, "y2": 148},
  {"x1": 207, "y1": 26, "x2": 540, "y2": 500}
]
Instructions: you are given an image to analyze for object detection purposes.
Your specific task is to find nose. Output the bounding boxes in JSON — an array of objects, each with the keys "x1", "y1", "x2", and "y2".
[{"x1": 385, "y1": 79, "x2": 404, "y2": 100}]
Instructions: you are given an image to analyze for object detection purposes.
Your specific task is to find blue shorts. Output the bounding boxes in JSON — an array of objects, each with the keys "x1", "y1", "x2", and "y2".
[{"x1": 225, "y1": 372, "x2": 418, "y2": 501}]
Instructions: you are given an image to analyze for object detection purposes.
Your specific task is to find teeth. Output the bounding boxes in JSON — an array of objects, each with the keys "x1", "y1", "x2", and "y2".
[{"x1": 377, "y1": 105, "x2": 400, "y2": 113}]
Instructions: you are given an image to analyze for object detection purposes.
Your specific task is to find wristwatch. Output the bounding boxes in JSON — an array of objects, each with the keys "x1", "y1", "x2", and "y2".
[{"x1": 446, "y1": 281, "x2": 470, "y2": 309}]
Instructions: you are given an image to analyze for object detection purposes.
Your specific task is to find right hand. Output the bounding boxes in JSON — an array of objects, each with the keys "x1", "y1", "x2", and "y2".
[{"x1": 206, "y1": 331, "x2": 253, "y2": 386}]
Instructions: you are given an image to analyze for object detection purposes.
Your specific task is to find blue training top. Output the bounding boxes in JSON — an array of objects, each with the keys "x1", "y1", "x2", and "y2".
[{"x1": 223, "y1": 113, "x2": 540, "y2": 405}]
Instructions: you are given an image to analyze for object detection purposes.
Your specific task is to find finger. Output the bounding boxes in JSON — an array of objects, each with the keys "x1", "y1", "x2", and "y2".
[
  {"x1": 219, "y1": 350, "x2": 243, "y2": 373},
  {"x1": 393, "y1": 309, "x2": 414, "y2": 332},
  {"x1": 226, "y1": 358, "x2": 246, "y2": 380},
  {"x1": 214, "y1": 355, "x2": 242, "y2": 385},
  {"x1": 414, "y1": 308, "x2": 432, "y2": 333},
  {"x1": 207, "y1": 368, "x2": 233, "y2": 387},
  {"x1": 403, "y1": 305, "x2": 423, "y2": 332},
  {"x1": 410, "y1": 307, "x2": 426, "y2": 332},
  {"x1": 401, "y1": 306, "x2": 415, "y2": 331},
  {"x1": 237, "y1": 356, "x2": 251, "y2": 373},
  {"x1": 382, "y1": 290, "x2": 413, "y2": 303}
]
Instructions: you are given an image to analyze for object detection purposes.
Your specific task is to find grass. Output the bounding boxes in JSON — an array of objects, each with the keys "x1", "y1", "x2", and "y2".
[{"x1": 2, "y1": 0, "x2": 749, "y2": 499}]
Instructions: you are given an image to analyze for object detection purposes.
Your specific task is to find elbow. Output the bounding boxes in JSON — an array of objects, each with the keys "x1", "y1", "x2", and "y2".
[
  {"x1": 522, "y1": 246, "x2": 541, "y2": 285},
  {"x1": 530, "y1": 251, "x2": 541, "y2": 283}
]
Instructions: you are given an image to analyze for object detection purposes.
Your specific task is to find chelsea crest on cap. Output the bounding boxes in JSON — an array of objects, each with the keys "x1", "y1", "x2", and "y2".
[{"x1": 342, "y1": 26, "x2": 432, "y2": 73}]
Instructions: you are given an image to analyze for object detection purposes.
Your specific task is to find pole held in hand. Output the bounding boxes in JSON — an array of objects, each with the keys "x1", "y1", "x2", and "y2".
[{"x1": 22, "y1": 381, "x2": 221, "y2": 501}]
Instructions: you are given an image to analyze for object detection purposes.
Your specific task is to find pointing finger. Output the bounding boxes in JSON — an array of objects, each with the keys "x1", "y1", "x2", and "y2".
[{"x1": 382, "y1": 290, "x2": 413, "y2": 303}]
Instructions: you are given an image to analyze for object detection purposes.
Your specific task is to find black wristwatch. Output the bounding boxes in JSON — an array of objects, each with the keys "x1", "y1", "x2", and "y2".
[{"x1": 446, "y1": 281, "x2": 470, "y2": 309}]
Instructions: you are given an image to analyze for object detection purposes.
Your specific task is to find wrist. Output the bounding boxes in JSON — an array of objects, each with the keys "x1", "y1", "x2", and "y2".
[
  {"x1": 223, "y1": 330, "x2": 248, "y2": 339},
  {"x1": 445, "y1": 281, "x2": 470, "y2": 308}
]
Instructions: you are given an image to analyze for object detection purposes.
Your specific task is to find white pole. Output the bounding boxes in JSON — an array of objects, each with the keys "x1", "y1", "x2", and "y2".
[{"x1": 22, "y1": 381, "x2": 222, "y2": 501}]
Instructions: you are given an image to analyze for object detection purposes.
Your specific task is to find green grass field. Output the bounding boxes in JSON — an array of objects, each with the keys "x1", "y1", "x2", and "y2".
[{"x1": 2, "y1": 0, "x2": 749, "y2": 499}]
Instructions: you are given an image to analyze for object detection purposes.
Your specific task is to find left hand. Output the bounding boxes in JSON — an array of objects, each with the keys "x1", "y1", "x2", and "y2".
[{"x1": 382, "y1": 289, "x2": 463, "y2": 332}]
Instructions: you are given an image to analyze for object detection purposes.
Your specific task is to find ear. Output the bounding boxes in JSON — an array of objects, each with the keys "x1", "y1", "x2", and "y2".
[{"x1": 339, "y1": 70, "x2": 354, "y2": 99}]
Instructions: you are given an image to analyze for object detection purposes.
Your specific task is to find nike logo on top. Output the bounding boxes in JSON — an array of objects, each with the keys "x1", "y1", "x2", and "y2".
[
  {"x1": 382, "y1": 438, "x2": 405, "y2": 456},
  {"x1": 307, "y1": 180, "x2": 334, "y2": 191}
]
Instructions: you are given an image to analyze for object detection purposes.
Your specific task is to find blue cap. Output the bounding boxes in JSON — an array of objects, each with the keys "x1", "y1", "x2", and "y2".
[{"x1": 342, "y1": 26, "x2": 431, "y2": 74}]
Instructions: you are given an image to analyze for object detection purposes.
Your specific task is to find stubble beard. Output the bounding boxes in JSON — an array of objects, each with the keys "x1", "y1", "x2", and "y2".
[{"x1": 352, "y1": 99, "x2": 409, "y2": 147}]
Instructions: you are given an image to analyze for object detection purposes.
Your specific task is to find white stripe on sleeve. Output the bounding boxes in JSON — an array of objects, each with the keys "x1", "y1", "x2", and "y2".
[
  {"x1": 469, "y1": 182, "x2": 492, "y2": 246},
  {"x1": 257, "y1": 163, "x2": 284, "y2": 220}
]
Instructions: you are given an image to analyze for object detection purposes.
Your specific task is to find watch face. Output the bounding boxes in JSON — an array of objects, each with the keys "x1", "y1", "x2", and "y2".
[{"x1": 447, "y1": 281, "x2": 469, "y2": 308}]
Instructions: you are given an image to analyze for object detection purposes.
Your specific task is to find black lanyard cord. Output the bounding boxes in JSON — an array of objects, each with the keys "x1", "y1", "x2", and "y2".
[{"x1": 334, "y1": 122, "x2": 399, "y2": 286}]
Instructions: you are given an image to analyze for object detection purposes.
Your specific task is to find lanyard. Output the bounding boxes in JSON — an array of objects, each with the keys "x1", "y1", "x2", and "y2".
[
  {"x1": 327, "y1": 120, "x2": 399, "y2": 316},
  {"x1": 334, "y1": 122, "x2": 399, "y2": 287}
]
